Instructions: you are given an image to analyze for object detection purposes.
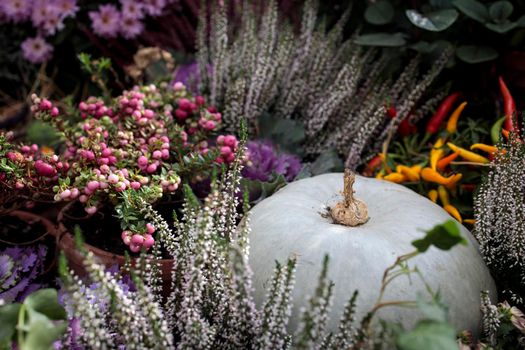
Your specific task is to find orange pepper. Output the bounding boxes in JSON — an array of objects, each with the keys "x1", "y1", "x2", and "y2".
[
  {"x1": 447, "y1": 142, "x2": 489, "y2": 164},
  {"x1": 446, "y1": 102, "x2": 467, "y2": 133},
  {"x1": 437, "y1": 152, "x2": 459, "y2": 171},
  {"x1": 445, "y1": 173, "x2": 463, "y2": 191},
  {"x1": 428, "y1": 190, "x2": 438, "y2": 203},
  {"x1": 383, "y1": 172, "x2": 405, "y2": 183},
  {"x1": 421, "y1": 167, "x2": 459, "y2": 186},
  {"x1": 444, "y1": 204, "x2": 462, "y2": 223},
  {"x1": 438, "y1": 186, "x2": 449, "y2": 206},
  {"x1": 502, "y1": 129, "x2": 510, "y2": 140},
  {"x1": 463, "y1": 219, "x2": 476, "y2": 225},
  {"x1": 396, "y1": 165, "x2": 420, "y2": 182}
]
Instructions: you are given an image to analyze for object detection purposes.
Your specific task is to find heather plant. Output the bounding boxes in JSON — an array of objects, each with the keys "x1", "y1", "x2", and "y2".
[
  {"x1": 197, "y1": 0, "x2": 451, "y2": 168},
  {"x1": 474, "y1": 132, "x2": 525, "y2": 298},
  {"x1": 58, "y1": 141, "x2": 468, "y2": 349},
  {"x1": 30, "y1": 81, "x2": 239, "y2": 251}
]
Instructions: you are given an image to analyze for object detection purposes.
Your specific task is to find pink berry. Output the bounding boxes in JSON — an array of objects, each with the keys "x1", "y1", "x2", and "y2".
[
  {"x1": 224, "y1": 135, "x2": 237, "y2": 148},
  {"x1": 143, "y1": 235, "x2": 155, "y2": 249},
  {"x1": 107, "y1": 174, "x2": 119, "y2": 184},
  {"x1": 138, "y1": 156, "x2": 148, "y2": 167},
  {"x1": 152, "y1": 150, "x2": 162, "y2": 159},
  {"x1": 205, "y1": 120, "x2": 216, "y2": 130},
  {"x1": 143, "y1": 109, "x2": 154, "y2": 119},
  {"x1": 195, "y1": 96, "x2": 205, "y2": 106},
  {"x1": 178, "y1": 98, "x2": 191, "y2": 111},
  {"x1": 146, "y1": 223, "x2": 155, "y2": 234},
  {"x1": 60, "y1": 189, "x2": 71, "y2": 199},
  {"x1": 216, "y1": 135, "x2": 225, "y2": 145},
  {"x1": 79, "y1": 195, "x2": 88, "y2": 203},
  {"x1": 220, "y1": 146, "x2": 232, "y2": 156},
  {"x1": 121, "y1": 231, "x2": 131, "y2": 245},
  {"x1": 161, "y1": 149, "x2": 170, "y2": 159},
  {"x1": 34, "y1": 160, "x2": 57, "y2": 178},
  {"x1": 85, "y1": 206, "x2": 97, "y2": 215},
  {"x1": 51, "y1": 107, "x2": 59, "y2": 117},
  {"x1": 175, "y1": 109, "x2": 188, "y2": 120},
  {"x1": 87, "y1": 181, "x2": 100, "y2": 191},
  {"x1": 146, "y1": 163, "x2": 157, "y2": 173},
  {"x1": 173, "y1": 82, "x2": 184, "y2": 91},
  {"x1": 130, "y1": 244, "x2": 141, "y2": 253},
  {"x1": 131, "y1": 234, "x2": 144, "y2": 245},
  {"x1": 131, "y1": 181, "x2": 141, "y2": 190},
  {"x1": 70, "y1": 188, "x2": 80, "y2": 198}
]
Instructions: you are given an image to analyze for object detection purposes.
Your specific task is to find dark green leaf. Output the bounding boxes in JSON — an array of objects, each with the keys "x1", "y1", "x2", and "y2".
[
  {"x1": 452, "y1": 0, "x2": 488, "y2": 23},
  {"x1": 310, "y1": 149, "x2": 344, "y2": 175},
  {"x1": 430, "y1": 0, "x2": 453, "y2": 8},
  {"x1": 412, "y1": 220, "x2": 467, "y2": 252},
  {"x1": 365, "y1": 0, "x2": 394, "y2": 25},
  {"x1": 24, "y1": 289, "x2": 67, "y2": 321},
  {"x1": 456, "y1": 45, "x2": 498, "y2": 63},
  {"x1": 488, "y1": 1, "x2": 513, "y2": 22},
  {"x1": 354, "y1": 32, "x2": 406, "y2": 47},
  {"x1": 409, "y1": 40, "x2": 452, "y2": 53},
  {"x1": 406, "y1": 9, "x2": 459, "y2": 31},
  {"x1": 0, "y1": 304, "x2": 20, "y2": 342},
  {"x1": 396, "y1": 320, "x2": 458, "y2": 350},
  {"x1": 485, "y1": 21, "x2": 518, "y2": 33},
  {"x1": 258, "y1": 113, "x2": 305, "y2": 154}
]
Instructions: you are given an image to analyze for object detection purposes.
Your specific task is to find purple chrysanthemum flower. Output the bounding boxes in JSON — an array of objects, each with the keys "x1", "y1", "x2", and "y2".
[
  {"x1": 120, "y1": 0, "x2": 144, "y2": 20},
  {"x1": 0, "y1": 0, "x2": 32, "y2": 22},
  {"x1": 141, "y1": 0, "x2": 167, "y2": 16},
  {"x1": 120, "y1": 16, "x2": 144, "y2": 39},
  {"x1": 53, "y1": 0, "x2": 78, "y2": 19},
  {"x1": 21, "y1": 36, "x2": 53, "y2": 63},
  {"x1": 242, "y1": 140, "x2": 302, "y2": 182},
  {"x1": 89, "y1": 4, "x2": 121, "y2": 38}
]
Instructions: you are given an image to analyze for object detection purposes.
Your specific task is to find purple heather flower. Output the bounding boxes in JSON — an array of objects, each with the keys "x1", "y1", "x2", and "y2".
[
  {"x1": 21, "y1": 36, "x2": 53, "y2": 63},
  {"x1": 140, "y1": 0, "x2": 167, "y2": 17},
  {"x1": 120, "y1": 16, "x2": 144, "y2": 39},
  {"x1": 89, "y1": 4, "x2": 121, "y2": 38},
  {"x1": 242, "y1": 140, "x2": 302, "y2": 182},
  {"x1": 120, "y1": 0, "x2": 144, "y2": 20},
  {"x1": 0, "y1": 0, "x2": 32, "y2": 22}
]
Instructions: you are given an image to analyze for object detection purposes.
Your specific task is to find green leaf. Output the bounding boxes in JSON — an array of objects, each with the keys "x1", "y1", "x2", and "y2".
[
  {"x1": 409, "y1": 40, "x2": 452, "y2": 53},
  {"x1": 405, "y1": 9, "x2": 459, "y2": 31},
  {"x1": 452, "y1": 0, "x2": 488, "y2": 23},
  {"x1": 22, "y1": 317, "x2": 67, "y2": 350},
  {"x1": 365, "y1": 0, "x2": 394, "y2": 25},
  {"x1": 416, "y1": 294, "x2": 448, "y2": 323},
  {"x1": 354, "y1": 32, "x2": 406, "y2": 47},
  {"x1": 489, "y1": 1, "x2": 513, "y2": 23},
  {"x1": 456, "y1": 45, "x2": 499, "y2": 63},
  {"x1": 396, "y1": 320, "x2": 458, "y2": 350},
  {"x1": 0, "y1": 304, "x2": 20, "y2": 342},
  {"x1": 23, "y1": 289, "x2": 67, "y2": 321},
  {"x1": 412, "y1": 220, "x2": 467, "y2": 252},
  {"x1": 258, "y1": 113, "x2": 305, "y2": 154},
  {"x1": 310, "y1": 149, "x2": 344, "y2": 175},
  {"x1": 485, "y1": 21, "x2": 518, "y2": 33}
]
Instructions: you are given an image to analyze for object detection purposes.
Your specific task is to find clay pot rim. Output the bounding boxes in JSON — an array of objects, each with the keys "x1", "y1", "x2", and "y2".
[
  {"x1": 57, "y1": 201, "x2": 174, "y2": 263},
  {"x1": 8, "y1": 210, "x2": 59, "y2": 240}
]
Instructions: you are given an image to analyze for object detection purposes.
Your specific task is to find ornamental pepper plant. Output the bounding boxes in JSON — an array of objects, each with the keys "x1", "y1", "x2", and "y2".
[{"x1": 30, "y1": 81, "x2": 239, "y2": 252}]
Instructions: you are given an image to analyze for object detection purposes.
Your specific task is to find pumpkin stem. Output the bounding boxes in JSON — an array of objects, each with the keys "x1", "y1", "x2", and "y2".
[{"x1": 330, "y1": 169, "x2": 369, "y2": 226}]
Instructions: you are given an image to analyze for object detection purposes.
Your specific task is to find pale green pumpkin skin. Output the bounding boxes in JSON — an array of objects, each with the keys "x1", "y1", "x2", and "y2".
[{"x1": 247, "y1": 173, "x2": 496, "y2": 333}]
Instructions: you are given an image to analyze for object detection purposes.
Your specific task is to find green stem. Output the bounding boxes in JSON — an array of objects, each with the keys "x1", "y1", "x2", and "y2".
[{"x1": 17, "y1": 304, "x2": 26, "y2": 348}]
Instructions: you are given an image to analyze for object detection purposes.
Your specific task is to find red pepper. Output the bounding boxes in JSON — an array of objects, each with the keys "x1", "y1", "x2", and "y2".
[
  {"x1": 363, "y1": 155, "x2": 382, "y2": 177},
  {"x1": 426, "y1": 92, "x2": 462, "y2": 134},
  {"x1": 398, "y1": 118, "x2": 417, "y2": 136},
  {"x1": 461, "y1": 183, "x2": 476, "y2": 192},
  {"x1": 498, "y1": 76, "x2": 517, "y2": 132},
  {"x1": 386, "y1": 105, "x2": 397, "y2": 118}
]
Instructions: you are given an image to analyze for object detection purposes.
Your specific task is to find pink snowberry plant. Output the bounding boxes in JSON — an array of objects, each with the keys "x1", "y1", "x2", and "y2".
[{"x1": 31, "y1": 81, "x2": 237, "y2": 252}]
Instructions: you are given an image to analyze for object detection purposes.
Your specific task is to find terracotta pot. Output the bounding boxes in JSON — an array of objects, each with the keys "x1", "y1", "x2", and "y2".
[
  {"x1": 6, "y1": 211, "x2": 60, "y2": 273},
  {"x1": 57, "y1": 202, "x2": 174, "y2": 293}
]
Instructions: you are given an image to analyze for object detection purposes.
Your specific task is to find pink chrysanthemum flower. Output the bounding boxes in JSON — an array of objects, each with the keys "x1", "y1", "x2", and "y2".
[
  {"x1": 89, "y1": 4, "x2": 121, "y2": 38},
  {"x1": 120, "y1": 0, "x2": 144, "y2": 20},
  {"x1": 120, "y1": 16, "x2": 144, "y2": 39},
  {"x1": 0, "y1": 0, "x2": 32, "y2": 22},
  {"x1": 21, "y1": 36, "x2": 53, "y2": 63},
  {"x1": 141, "y1": 0, "x2": 166, "y2": 17}
]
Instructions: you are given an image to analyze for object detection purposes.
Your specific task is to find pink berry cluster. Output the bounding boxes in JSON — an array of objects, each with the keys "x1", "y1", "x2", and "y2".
[
  {"x1": 30, "y1": 82, "x2": 238, "y2": 251},
  {"x1": 121, "y1": 223, "x2": 156, "y2": 253}
]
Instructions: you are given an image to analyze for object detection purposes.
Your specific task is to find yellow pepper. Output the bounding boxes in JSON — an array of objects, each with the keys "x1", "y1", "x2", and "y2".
[
  {"x1": 428, "y1": 190, "x2": 438, "y2": 203},
  {"x1": 375, "y1": 169, "x2": 385, "y2": 180},
  {"x1": 446, "y1": 102, "x2": 467, "y2": 133},
  {"x1": 470, "y1": 143, "x2": 497, "y2": 154},
  {"x1": 383, "y1": 172, "x2": 405, "y2": 183},
  {"x1": 410, "y1": 165, "x2": 422, "y2": 173},
  {"x1": 447, "y1": 142, "x2": 489, "y2": 164},
  {"x1": 421, "y1": 167, "x2": 458, "y2": 186},
  {"x1": 430, "y1": 138, "x2": 445, "y2": 170},
  {"x1": 438, "y1": 185, "x2": 449, "y2": 205},
  {"x1": 463, "y1": 219, "x2": 476, "y2": 225},
  {"x1": 444, "y1": 204, "x2": 462, "y2": 223},
  {"x1": 396, "y1": 165, "x2": 420, "y2": 181}
]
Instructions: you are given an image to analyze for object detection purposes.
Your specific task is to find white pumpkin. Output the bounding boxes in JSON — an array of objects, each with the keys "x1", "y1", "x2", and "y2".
[{"x1": 247, "y1": 172, "x2": 496, "y2": 333}]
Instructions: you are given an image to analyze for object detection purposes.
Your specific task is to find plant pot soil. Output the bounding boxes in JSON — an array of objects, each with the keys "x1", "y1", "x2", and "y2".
[{"x1": 57, "y1": 201, "x2": 174, "y2": 294}]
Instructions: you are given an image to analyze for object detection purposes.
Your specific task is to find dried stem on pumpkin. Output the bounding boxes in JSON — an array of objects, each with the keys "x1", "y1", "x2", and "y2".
[{"x1": 330, "y1": 169, "x2": 369, "y2": 227}]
